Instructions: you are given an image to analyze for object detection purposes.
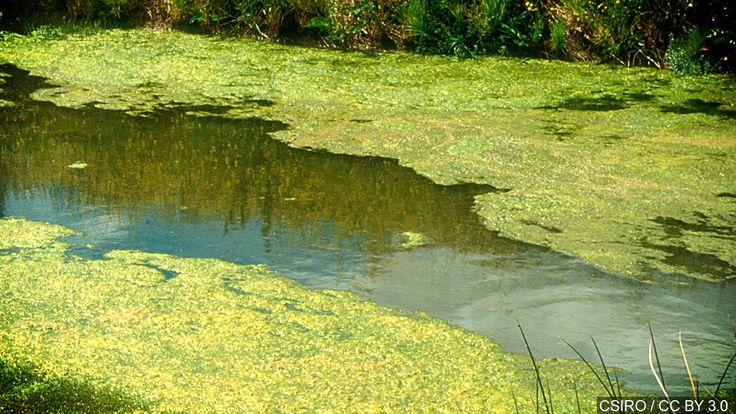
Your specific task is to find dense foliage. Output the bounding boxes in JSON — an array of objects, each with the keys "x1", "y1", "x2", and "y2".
[{"x1": 0, "y1": 0, "x2": 734, "y2": 70}]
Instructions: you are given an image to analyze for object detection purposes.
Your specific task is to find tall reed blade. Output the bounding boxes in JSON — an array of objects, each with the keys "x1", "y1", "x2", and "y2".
[
  {"x1": 613, "y1": 369, "x2": 622, "y2": 402},
  {"x1": 592, "y1": 336, "x2": 617, "y2": 398},
  {"x1": 678, "y1": 332, "x2": 697, "y2": 399},
  {"x1": 648, "y1": 323, "x2": 667, "y2": 393},
  {"x1": 649, "y1": 339, "x2": 670, "y2": 400},
  {"x1": 518, "y1": 322, "x2": 551, "y2": 414},
  {"x1": 714, "y1": 350, "x2": 736, "y2": 397},
  {"x1": 562, "y1": 339, "x2": 614, "y2": 398},
  {"x1": 511, "y1": 388, "x2": 520, "y2": 414}
]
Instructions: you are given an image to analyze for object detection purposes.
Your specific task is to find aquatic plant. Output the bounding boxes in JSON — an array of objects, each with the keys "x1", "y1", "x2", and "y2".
[
  {"x1": 1, "y1": 29, "x2": 734, "y2": 282},
  {"x1": 562, "y1": 325, "x2": 736, "y2": 407},
  {"x1": 518, "y1": 323, "x2": 553, "y2": 413},
  {"x1": 0, "y1": 218, "x2": 605, "y2": 412},
  {"x1": 0, "y1": 352, "x2": 145, "y2": 413}
]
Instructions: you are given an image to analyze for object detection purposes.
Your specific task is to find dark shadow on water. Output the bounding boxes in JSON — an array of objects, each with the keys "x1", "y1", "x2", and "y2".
[
  {"x1": 538, "y1": 91, "x2": 656, "y2": 113},
  {"x1": 520, "y1": 219, "x2": 563, "y2": 234},
  {"x1": 0, "y1": 63, "x2": 60, "y2": 102},
  {"x1": 660, "y1": 98, "x2": 736, "y2": 119},
  {"x1": 647, "y1": 214, "x2": 736, "y2": 278},
  {"x1": 0, "y1": 247, "x2": 23, "y2": 255},
  {"x1": 137, "y1": 262, "x2": 180, "y2": 280},
  {"x1": 541, "y1": 120, "x2": 578, "y2": 141},
  {"x1": 0, "y1": 354, "x2": 145, "y2": 413},
  {"x1": 623, "y1": 92, "x2": 656, "y2": 102},
  {"x1": 652, "y1": 215, "x2": 736, "y2": 240},
  {"x1": 640, "y1": 239, "x2": 736, "y2": 280},
  {"x1": 541, "y1": 95, "x2": 628, "y2": 111}
]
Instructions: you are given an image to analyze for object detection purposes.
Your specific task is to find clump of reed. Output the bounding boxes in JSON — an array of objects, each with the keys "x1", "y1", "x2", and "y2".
[{"x1": 516, "y1": 321, "x2": 736, "y2": 414}]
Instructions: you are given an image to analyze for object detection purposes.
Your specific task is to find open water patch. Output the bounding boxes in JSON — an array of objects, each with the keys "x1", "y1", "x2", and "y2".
[{"x1": 1, "y1": 63, "x2": 734, "y2": 394}]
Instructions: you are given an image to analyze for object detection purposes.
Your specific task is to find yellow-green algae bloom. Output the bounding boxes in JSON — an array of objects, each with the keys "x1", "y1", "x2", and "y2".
[
  {"x1": 0, "y1": 218, "x2": 604, "y2": 412},
  {"x1": 0, "y1": 28, "x2": 734, "y2": 281}
]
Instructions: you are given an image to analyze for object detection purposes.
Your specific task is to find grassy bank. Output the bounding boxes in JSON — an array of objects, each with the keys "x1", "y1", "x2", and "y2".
[
  {"x1": 1, "y1": 28, "x2": 734, "y2": 282},
  {"x1": 0, "y1": 217, "x2": 605, "y2": 412}
]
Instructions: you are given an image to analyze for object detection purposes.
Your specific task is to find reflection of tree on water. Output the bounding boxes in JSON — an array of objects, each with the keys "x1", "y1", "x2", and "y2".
[
  {"x1": 0, "y1": 146, "x2": 7, "y2": 217},
  {"x1": 0, "y1": 65, "x2": 34, "y2": 217},
  {"x1": 0, "y1": 64, "x2": 521, "y2": 256}
]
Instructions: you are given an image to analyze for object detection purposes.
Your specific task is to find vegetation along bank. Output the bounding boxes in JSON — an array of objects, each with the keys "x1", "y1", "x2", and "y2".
[
  {"x1": 0, "y1": 0, "x2": 734, "y2": 72},
  {"x1": 0, "y1": 2, "x2": 735, "y2": 412}
]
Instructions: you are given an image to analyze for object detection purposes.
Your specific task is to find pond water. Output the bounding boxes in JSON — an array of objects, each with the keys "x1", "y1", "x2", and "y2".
[{"x1": 1, "y1": 64, "x2": 734, "y2": 395}]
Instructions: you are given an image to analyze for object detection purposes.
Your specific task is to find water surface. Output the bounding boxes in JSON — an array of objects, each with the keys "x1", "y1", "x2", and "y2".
[{"x1": 1, "y1": 64, "x2": 734, "y2": 394}]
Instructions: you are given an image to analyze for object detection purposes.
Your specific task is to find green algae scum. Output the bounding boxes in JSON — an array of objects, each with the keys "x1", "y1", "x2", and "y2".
[
  {"x1": 0, "y1": 26, "x2": 735, "y2": 412},
  {"x1": 0, "y1": 218, "x2": 602, "y2": 412},
  {"x1": 1, "y1": 28, "x2": 734, "y2": 281}
]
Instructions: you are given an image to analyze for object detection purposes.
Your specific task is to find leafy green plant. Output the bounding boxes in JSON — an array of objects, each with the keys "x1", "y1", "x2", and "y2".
[
  {"x1": 666, "y1": 27, "x2": 719, "y2": 75},
  {"x1": 550, "y1": 19, "x2": 566, "y2": 57},
  {"x1": 401, "y1": 0, "x2": 538, "y2": 57},
  {"x1": 549, "y1": 0, "x2": 690, "y2": 66},
  {"x1": 2, "y1": 0, "x2": 734, "y2": 71},
  {"x1": 64, "y1": 0, "x2": 145, "y2": 22}
]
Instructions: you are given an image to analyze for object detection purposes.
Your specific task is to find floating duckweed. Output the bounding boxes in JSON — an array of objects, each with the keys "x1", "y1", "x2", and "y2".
[
  {"x1": 67, "y1": 161, "x2": 88, "y2": 169},
  {"x1": 0, "y1": 29, "x2": 734, "y2": 280},
  {"x1": 399, "y1": 231, "x2": 429, "y2": 248},
  {"x1": 0, "y1": 218, "x2": 606, "y2": 413}
]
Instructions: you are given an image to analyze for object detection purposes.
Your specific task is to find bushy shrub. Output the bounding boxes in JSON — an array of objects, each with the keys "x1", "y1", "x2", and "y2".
[
  {"x1": 665, "y1": 28, "x2": 719, "y2": 75},
  {"x1": 305, "y1": 0, "x2": 405, "y2": 49},
  {"x1": 544, "y1": 0, "x2": 690, "y2": 66},
  {"x1": 65, "y1": 0, "x2": 146, "y2": 20},
  {"x1": 170, "y1": 0, "x2": 325, "y2": 36},
  {"x1": 548, "y1": 19, "x2": 565, "y2": 57},
  {"x1": 685, "y1": 0, "x2": 735, "y2": 72},
  {"x1": 401, "y1": 0, "x2": 542, "y2": 57}
]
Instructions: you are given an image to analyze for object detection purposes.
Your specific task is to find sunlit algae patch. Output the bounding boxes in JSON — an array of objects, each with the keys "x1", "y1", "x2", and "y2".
[
  {"x1": 0, "y1": 218, "x2": 604, "y2": 413},
  {"x1": 0, "y1": 28, "x2": 734, "y2": 281}
]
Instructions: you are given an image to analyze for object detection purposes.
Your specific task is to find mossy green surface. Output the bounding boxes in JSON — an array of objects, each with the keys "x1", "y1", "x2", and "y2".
[
  {"x1": 0, "y1": 218, "x2": 605, "y2": 412},
  {"x1": 1, "y1": 28, "x2": 735, "y2": 281}
]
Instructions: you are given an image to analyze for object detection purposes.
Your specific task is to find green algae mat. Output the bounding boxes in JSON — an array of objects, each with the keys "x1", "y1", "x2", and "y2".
[
  {"x1": 0, "y1": 218, "x2": 605, "y2": 412},
  {"x1": 1, "y1": 28, "x2": 734, "y2": 281}
]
